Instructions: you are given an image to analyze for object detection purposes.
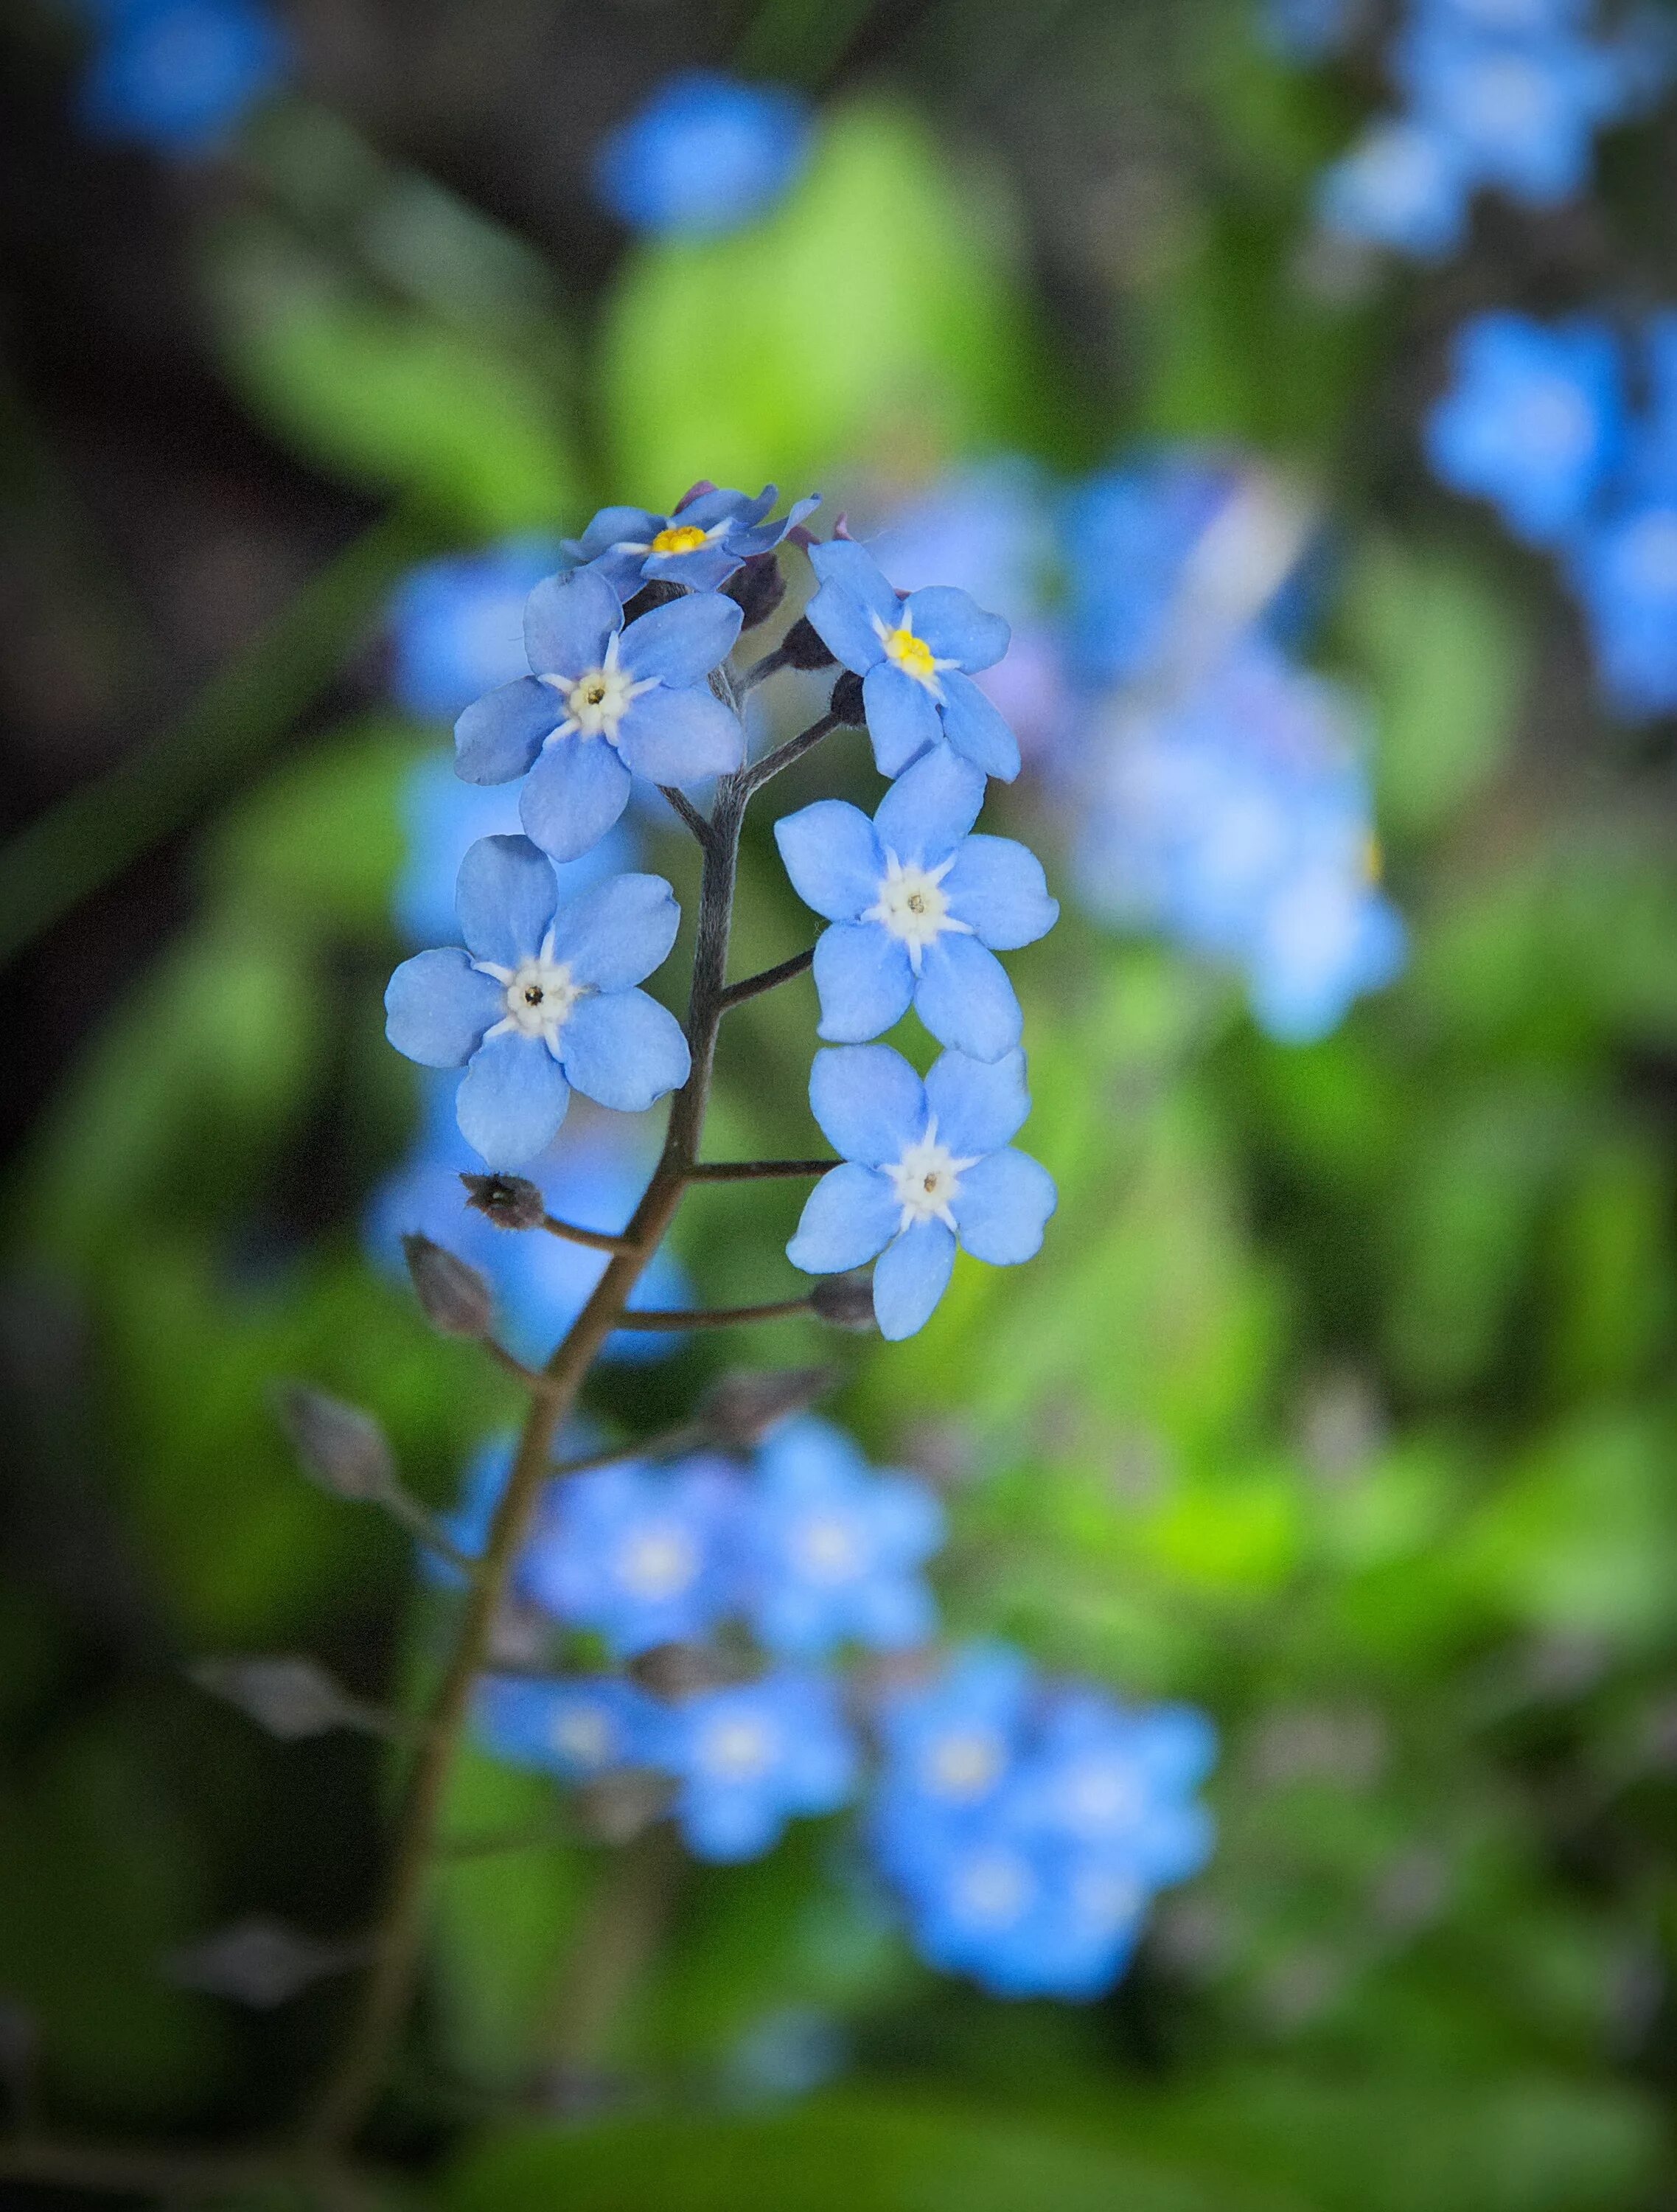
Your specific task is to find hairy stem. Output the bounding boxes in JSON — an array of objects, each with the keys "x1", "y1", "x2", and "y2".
[
  {"x1": 719, "y1": 945, "x2": 815, "y2": 1009},
  {"x1": 741, "y1": 709, "x2": 842, "y2": 796},
  {"x1": 611, "y1": 1296, "x2": 815, "y2": 1332},
  {"x1": 686, "y1": 1158, "x2": 835, "y2": 1181}
]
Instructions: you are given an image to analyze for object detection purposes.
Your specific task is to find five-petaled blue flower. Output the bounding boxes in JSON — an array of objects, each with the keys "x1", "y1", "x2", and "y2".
[
  {"x1": 454, "y1": 567, "x2": 744, "y2": 863},
  {"x1": 384, "y1": 834, "x2": 690, "y2": 1169},
  {"x1": 740, "y1": 1416, "x2": 944, "y2": 1658},
  {"x1": 802, "y1": 538, "x2": 1022, "y2": 781},
  {"x1": 654, "y1": 1671, "x2": 857, "y2": 1861},
  {"x1": 787, "y1": 1044, "x2": 1056, "y2": 1340},
  {"x1": 564, "y1": 484, "x2": 820, "y2": 600},
  {"x1": 774, "y1": 748, "x2": 1058, "y2": 1062},
  {"x1": 1317, "y1": 116, "x2": 1471, "y2": 258},
  {"x1": 80, "y1": 0, "x2": 291, "y2": 156},
  {"x1": 1569, "y1": 498, "x2": 1677, "y2": 718},
  {"x1": 473, "y1": 1672, "x2": 663, "y2": 1781},
  {"x1": 591, "y1": 70, "x2": 813, "y2": 240}
]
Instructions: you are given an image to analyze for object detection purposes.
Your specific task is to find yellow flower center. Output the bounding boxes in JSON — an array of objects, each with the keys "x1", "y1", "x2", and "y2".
[
  {"x1": 884, "y1": 625, "x2": 937, "y2": 682},
  {"x1": 651, "y1": 522, "x2": 709, "y2": 555}
]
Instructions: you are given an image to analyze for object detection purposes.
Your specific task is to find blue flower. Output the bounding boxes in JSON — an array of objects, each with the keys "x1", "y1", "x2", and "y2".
[
  {"x1": 592, "y1": 70, "x2": 812, "y2": 238},
  {"x1": 1017, "y1": 1692, "x2": 1216, "y2": 1887},
  {"x1": 1628, "y1": 310, "x2": 1677, "y2": 500},
  {"x1": 802, "y1": 539, "x2": 1021, "y2": 781},
  {"x1": 563, "y1": 486, "x2": 820, "y2": 600},
  {"x1": 1245, "y1": 855, "x2": 1409, "y2": 1042},
  {"x1": 787, "y1": 1044, "x2": 1056, "y2": 1340},
  {"x1": 386, "y1": 538, "x2": 565, "y2": 723},
  {"x1": 80, "y1": 0, "x2": 290, "y2": 156},
  {"x1": 384, "y1": 835, "x2": 690, "y2": 1169},
  {"x1": 1569, "y1": 498, "x2": 1677, "y2": 717},
  {"x1": 1316, "y1": 116, "x2": 1471, "y2": 257},
  {"x1": 519, "y1": 1456, "x2": 746, "y2": 1658},
  {"x1": 871, "y1": 1646, "x2": 1032, "y2": 1829},
  {"x1": 1393, "y1": 16, "x2": 1625, "y2": 206},
  {"x1": 773, "y1": 748, "x2": 1058, "y2": 1062},
  {"x1": 653, "y1": 1671, "x2": 857, "y2": 1862},
  {"x1": 1425, "y1": 311, "x2": 1623, "y2": 545},
  {"x1": 455, "y1": 568, "x2": 744, "y2": 863},
  {"x1": 1261, "y1": 0, "x2": 1362, "y2": 60},
  {"x1": 474, "y1": 1672, "x2": 663, "y2": 1781},
  {"x1": 740, "y1": 1416, "x2": 944, "y2": 1658}
]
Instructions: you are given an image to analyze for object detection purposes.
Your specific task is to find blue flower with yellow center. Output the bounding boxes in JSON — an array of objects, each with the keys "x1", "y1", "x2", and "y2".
[{"x1": 564, "y1": 484, "x2": 820, "y2": 600}]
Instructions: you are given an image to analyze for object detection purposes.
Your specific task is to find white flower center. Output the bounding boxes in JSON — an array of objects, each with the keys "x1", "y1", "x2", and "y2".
[
  {"x1": 542, "y1": 632, "x2": 656, "y2": 745},
  {"x1": 953, "y1": 1849, "x2": 1033, "y2": 1924},
  {"x1": 1471, "y1": 55, "x2": 1547, "y2": 138},
  {"x1": 926, "y1": 1727, "x2": 1005, "y2": 1801},
  {"x1": 885, "y1": 1119, "x2": 979, "y2": 1233},
  {"x1": 1063, "y1": 1760, "x2": 1145, "y2": 1833},
  {"x1": 701, "y1": 1715, "x2": 777, "y2": 1779},
  {"x1": 1516, "y1": 380, "x2": 1592, "y2": 464},
  {"x1": 792, "y1": 1514, "x2": 863, "y2": 1583},
  {"x1": 495, "y1": 952, "x2": 586, "y2": 1042},
  {"x1": 551, "y1": 1705, "x2": 613, "y2": 1770},
  {"x1": 616, "y1": 1524, "x2": 700, "y2": 1600},
  {"x1": 863, "y1": 851, "x2": 971, "y2": 973}
]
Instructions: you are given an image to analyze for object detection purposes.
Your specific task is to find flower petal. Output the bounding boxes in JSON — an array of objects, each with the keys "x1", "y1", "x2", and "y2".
[
  {"x1": 873, "y1": 746, "x2": 986, "y2": 866},
  {"x1": 519, "y1": 737, "x2": 633, "y2": 863},
  {"x1": 773, "y1": 799, "x2": 884, "y2": 920},
  {"x1": 871, "y1": 1222, "x2": 957, "y2": 1340},
  {"x1": 385, "y1": 949, "x2": 502, "y2": 1067},
  {"x1": 786, "y1": 1163, "x2": 900, "y2": 1273},
  {"x1": 913, "y1": 935, "x2": 1022, "y2": 1061},
  {"x1": 523, "y1": 566, "x2": 621, "y2": 678},
  {"x1": 641, "y1": 545, "x2": 740, "y2": 591},
  {"x1": 950, "y1": 1147, "x2": 1056, "y2": 1264},
  {"x1": 455, "y1": 833, "x2": 558, "y2": 967},
  {"x1": 924, "y1": 1046, "x2": 1030, "y2": 1156},
  {"x1": 809, "y1": 1043, "x2": 926, "y2": 1166},
  {"x1": 680, "y1": 484, "x2": 776, "y2": 532},
  {"x1": 941, "y1": 835, "x2": 1059, "y2": 947},
  {"x1": 547, "y1": 872, "x2": 681, "y2": 992},
  {"x1": 937, "y1": 671, "x2": 1021, "y2": 781},
  {"x1": 617, "y1": 684, "x2": 745, "y2": 786},
  {"x1": 565, "y1": 505, "x2": 660, "y2": 561},
  {"x1": 814, "y1": 922, "x2": 915, "y2": 1042},
  {"x1": 557, "y1": 990, "x2": 691, "y2": 1111},
  {"x1": 456, "y1": 1032, "x2": 571, "y2": 1167},
  {"x1": 455, "y1": 676, "x2": 561, "y2": 785},
  {"x1": 617, "y1": 590, "x2": 744, "y2": 686},
  {"x1": 731, "y1": 490, "x2": 821, "y2": 556},
  {"x1": 804, "y1": 539, "x2": 899, "y2": 669},
  {"x1": 902, "y1": 584, "x2": 1011, "y2": 672},
  {"x1": 863, "y1": 662, "x2": 941, "y2": 776}
]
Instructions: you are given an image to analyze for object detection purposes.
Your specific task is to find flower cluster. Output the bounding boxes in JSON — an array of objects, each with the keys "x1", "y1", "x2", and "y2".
[
  {"x1": 1426, "y1": 309, "x2": 1677, "y2": 717},
  {"x1": 590, "y1": 71, "x2": 813, "y2": 240},
  {"x1": 77, "y1": 0, "x2": 292, "y2": 156}
]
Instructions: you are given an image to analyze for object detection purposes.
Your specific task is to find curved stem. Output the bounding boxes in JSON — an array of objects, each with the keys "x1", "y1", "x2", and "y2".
[
  {"x1": 740, "y1": 709, "x2": 841, "y2": 796},
  {"x1": 611, "y1": 1296, "x2": 815, "y2": 1332},
  {"x1": 686, "y1": 1158, "x2": 835, "y2": 1181},
  {"x1": 719, "y1": 945, "x2": 814, "y2": 1009}
]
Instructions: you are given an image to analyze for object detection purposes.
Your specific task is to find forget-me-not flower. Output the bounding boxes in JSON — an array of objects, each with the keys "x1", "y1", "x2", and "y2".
[
  {"x1": 1018, "y1": 1692, "x2": 1217, "y2": 1886},
  {"x1": 592, "y1": 70, "x2": 813, "y2": 239},
  {"x1": 387, "y1": 538, "x2": 565, "y2": 724},
  {"x1": 384, "y1": 835, "x2": 690, "y2": 1169},
  {"x1": 455, "y1": 567, "x2": 743, "y2": 862},
  {"x1": 473, "y1": 1673, "x2": 663, "y2": 1781},
  {"x1": 774, "y1": 748, "x2": 1058, "y2": 1062},
  {"x1": 802, "y1": 538, "x2": 1021, "y2": 781},
  {"x1": 563, "y1": 484, "x2": 820, "y2": 600},
  {"x1": 787, "y1": 1044, "x2": 1056, "y2": 1340},
  {"x1": 1569, "y1": 498, "x2": 1677, "y2": 717},
  {"x1": 740, "y1": 1416, "x2": 944, "y2": 1658},
  {"x1": 654, "y1": 1671, "x2": 857, "y2": 1861},
  {"x1": 1393, "y1": 15, "x2": 1624, "y2": 206},
  {"x1": 80, "y1": 0, "x2": 290, "y2": 156},
  {"x1": 1316, "y1": 116, "x2": 1471, "y2": 257}
]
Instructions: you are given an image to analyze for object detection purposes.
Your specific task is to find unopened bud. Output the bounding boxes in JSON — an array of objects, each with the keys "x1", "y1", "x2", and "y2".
[
  {"x1": 402, "y1": 1232, "x2": 492, "y2": 1338},
  {"x1": 273, "y1": 1383, "x2": 396, "y2": 1501},
  {"x1": 701, "y1": 1366, "x2": 836, "y2": 1448},
  {"x1": 778, "y1": 614, "x2": 836, "y2": 671},
  {"x1": 810, "y1": 1273, "x2": 876, "y2": 1331},
  {"x1": 189, "y1": 1655, "x2": 391, "y2": 1741},
  {"x1": 628, "y1": 1641, "x2": 736, "y2": 1700},
  {"x1": 166, "y1": 1919, "x2": 362, "y2": 2009},
  {"x1": 829, "y1": 669, "x2": 865, "y2": 725},
  {"x1": 461, "y1": 1172, "x2": 545, "y2": 1230},
  {"x1": 725, "y1": 552, "x2": 787, "y2": 630},
  {"x1": 573, "y1": 1767, "x2": 674, "y2": 1845},
  {"x1": 622, "y1": 578, "x2": 686, "y2": 622}
]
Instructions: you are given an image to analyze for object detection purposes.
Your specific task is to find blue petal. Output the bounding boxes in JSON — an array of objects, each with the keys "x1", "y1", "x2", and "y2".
[
  {"x1": 641, "y1": 545, "x2": 741, "y2": 591},
  {"x1": 872, "y1": 1222, "x2": 957, "y2": 1340},
  {"x1": 786, "y1": 1162, "x2": 901, "y2": 1273},
  {"x1": 558, "y1": 990, "x2": 691, "y2": 1110},
  {"x1": 941, "y1": 835, "x2": 1059, "y2": 947},
  {"x1": 731, "y1": 490, "x2": 822, "y2": 555},
  {"x1": 677, "y1": 1784, "x2": 783, "y2": 1863},
  {"x1": 523, "y1": 567, "x2": 621, "y2": 678},
  {"x1": 457, "y1": 1032, "x2": 571, "y2": 1166},
  {"x1": 902, "y1": 585, "x2": 1010, "y2": 672},
  {"x1": 774, "y1": 799, "x2": 884, "y2": 920},
  {"x1": 874, "y1": 747, "x2": 985, "y2": 866},
  {"x1": 850, "y1": 1574, "x2": 938, "y2": 1649},
  {"x1": 809, "y1": 1043, "x2": 926, "y2": 1165},
  {"x1": 455, "y1": 834, "x2": 558, "y2": 967},
  {"x1": 548, "y1": 872, "x2": 681, "y2": 992},
  {"x1": 681, "y1": 484, "x2": 775, "y2": 532},
  {"x1": 949, "y1": 1147, "x2": 1056, "y2": 1264},
  {"x1": 454, "y1": 676, "x2": 560, "y2": 785},
  {"x1": 616, "y1": 682, "x2": 745, "y2": 785},
  {"x1": 618, "y1": 591, "x2": 744, "y2": 686},
  {"x1": 924, "y1": 1046, "x2": 1029, "y2": 1157},
  {"x1": 814, "y1": 923, "x2": 915, "y2": 1043},
  {"x1": 863, "y1": 662, "x2": 941, "y2": 776},
  {"x1": 804, "y1": 541, "x2": 897, "y2": 669},
  {"x1": 936, "y1": 672, "x2": 1020, "y2": 780},
  {"x1": 566, "y1": 505, "x2": 660, "y2": 561},
  {"x1": 519, "y1": 737, "x2": 633, "y2": 863},
  {"x1": 913, "y1": 936, "x2": 1022, "y2": 1060},
  {"x1": 385, "y1": 949, "x2": 502, "y2": 1067}
]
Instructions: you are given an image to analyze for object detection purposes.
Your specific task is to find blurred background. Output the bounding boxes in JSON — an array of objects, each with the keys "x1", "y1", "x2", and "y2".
[{"x1": 7, "y1": 0, "x2": 1677, "y2": 2205}]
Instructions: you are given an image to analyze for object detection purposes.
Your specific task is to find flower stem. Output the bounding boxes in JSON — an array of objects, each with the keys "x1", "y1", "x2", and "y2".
[
  {"x1": 537, "y1": 1214, "x2": 638, "y2": 1255},
  {"x1": 740, "y1": 709, "x2": 842, "y2": 796},
  {"x1": 719, "y1": 945, "x2": 815, "y2": 1009},
  {"x1": 611, "y1": 1296, "x2": 815, "y2": 1331},
  {"x1": 685, "y1": 1158, "x2": 835, "y2": 1181}
]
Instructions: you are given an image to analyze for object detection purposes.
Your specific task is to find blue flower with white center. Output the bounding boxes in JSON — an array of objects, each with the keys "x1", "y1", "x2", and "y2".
[
  {"x1": 563, "y1": 485, "x2": 820, "y2": 601},
  {"x1": 1393, "y1": 16, "x2": 1626, "y2": 206},
  {"x1": 801, "y1": 538, "x2": 1021, "y2": 782},
  {"x1": 773, "y1": 748, "x2": 1058, "y2": 1063},
  {"x1": 454, "y1": 567, "x2": 744, "y2": 863},
  {"x1": 386, "y1": 538, "x2": 565, "y2": 724},
  {"x1": 1425, "y1": 311, "x2": 1624, "y2": 546},
  {"x1": 653, "y1": 1671, "x2": 857, "y2": 1862},
  {"x1": 871, "y1": 1646, "x2": 1031, "y2": 1836},
  {"x1": 740, "y1": 1416, "x2": 944, "y2": 1659},
  {"x1": 1569, "y1": 498, "x2": 1677, "y2": 717},
  {"x1": 473, "y1": 1673, "x2": 663, "y2": 1783},
  {"x1": 1017, "y1": 1694, "x2": 1216, "y2": 1888},
  {"x1": 1316, "y1": 116, "x2": 1471, "y2": 257},
  {"x1": 79, "y1": 0, "x2": 290, "y2": 156},
  {"x1": 1245, "y1": 854, "x2": 1409, "y2": 1042},
  {"x1": 384, "y1": 835, "x2": 690, "y2": 1170},
  {"x1": 518, "y1": 1455, "x2": 746, "y2": 1658},
  {"x1": 592, "y1": 70, "x2": 813, "y2": 240},
  {"x1": 786, "y1": 1044, "x2": 1056, "y2": 1341}
]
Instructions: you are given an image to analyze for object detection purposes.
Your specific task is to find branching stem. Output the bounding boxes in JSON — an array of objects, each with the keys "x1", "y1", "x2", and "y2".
[
  {"x1": 719, "y1": 945, "x2": 815, "y2": 1009},
  {"x1": 612, "y1": 1296, "x2": 815, "y2": 1332},
  {"x1": 740, "y1": 709, "x2": 842, "y2": 796},
  {"x1": 686, "y1": 1158, "x2": 835, "y2": 1181},
  {"x1": 537, "y1": 1213, "x2": 638, "y2": 1256}
]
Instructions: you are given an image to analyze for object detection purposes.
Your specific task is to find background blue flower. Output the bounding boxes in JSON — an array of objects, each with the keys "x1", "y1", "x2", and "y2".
[
  {"x1": 79, "y1": 0, "x2": 290, "y2": 155},
  {"x1": 562, "y1": 486, "x2": 818, "y2": 599},
  {"x1": 655, "y1": 1671, "x2": 857, "y2": 1862},
  {"x1": 591, "y1": 71, "x2": 813, "y2": 238},
  {"x1": 473, "y1": 1673, "x2": 663, "y2": 1781},
  {"x1": 386, "y1": 539, "x2": 565, "y2": 724}
]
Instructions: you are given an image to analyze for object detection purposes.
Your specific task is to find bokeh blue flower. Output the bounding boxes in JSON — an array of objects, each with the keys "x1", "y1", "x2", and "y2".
[
  {"x1": 592, "y1": 71, "x2": 813, "y2": 238},
  {"x1": 386, "y1": 539, "x2": 565, "y2": 726},
  {"x1": 473, "y1": 1672, "x2": 664, "y2": 1781},
  {"x1": 655, "y1": 1671, "x2": 857, "y2": 1862},
  {"x1": 78, "y1": 0, "x2": 290, "y2": 156}
]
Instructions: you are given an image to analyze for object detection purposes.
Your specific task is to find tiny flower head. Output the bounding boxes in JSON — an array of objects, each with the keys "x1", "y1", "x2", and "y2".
[
  {"x1": 565, "y1": 485, "x2": 820, "y2": 599},
  {"x1": 802, "y1": 538, "x2": 1020, "y2": 781},
  {"x1": 654, "y1": 1671, "x2": 857, "y2": 1861},
  {"x1": 454, "y1": 567, "x2": 744, "y2": 862},
  {"x1": 384, "y1": 835, "x2": 690, "y2": 1169},
  {"x1": 473, "y1": 1673, "x2": 662, "y2": 1781},
  {"x1": 787, "y1": 1044, "x2": 1056, "y2": 1340},
  {"x1": 592, "y1": 70, "x2": 812, "y2": 239},
  {"x1": 80, "y1": 0, "x2": 291, "y2": 156},
  {"x1": 1569, "y1": 497, "x2": 1677, "y2": 718},
  {"x1": 774, "y1": 747, "x2": 1057, "y2": 1062},
  {"x1": 1316, "y1": 116, "x2": 1471, "y2": 260}
]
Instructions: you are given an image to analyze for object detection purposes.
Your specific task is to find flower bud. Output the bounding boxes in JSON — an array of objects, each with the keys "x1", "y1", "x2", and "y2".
[
  {"x1": 627, "y1": 1641, "x2": 736, "y2": 1700},
  {"x1": 189, "y1": 1655, "x2": 391, "y2": 1741},
  {"x1": 166, "y1": 1919, "x2": 362, "y2": 2009},
  {"x1": 573, "y1": 1767, "x2": 674, "y2": 1846},
  {"x1": 402, "y1": 1232, "x2": 493, "y2": 1338},
  {"x1": 461, "y1": 1172, "x2": 545, "y2": 1230},
  {"x1": 272, "y1": 1384, "x2": 397, "y2": 1501},
  {"x1": 700, "y1": 1365, "x2": 836, "y2": 1448},
  {"x1": 809, "y1": 1273, "x2": 876, "y2": 1331},
  {"x1": 829, "y1": 669, "x2": 865, "y2": 725},
  {"x1": 622, "y1": 578, "x2": 687, "y2": 622},
  {"x1": 778, "y1": 614, "x2": 837, "y2": 671},
  {"x1": 725, "y1": 552, "x2": 787, "y2": 630}
]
